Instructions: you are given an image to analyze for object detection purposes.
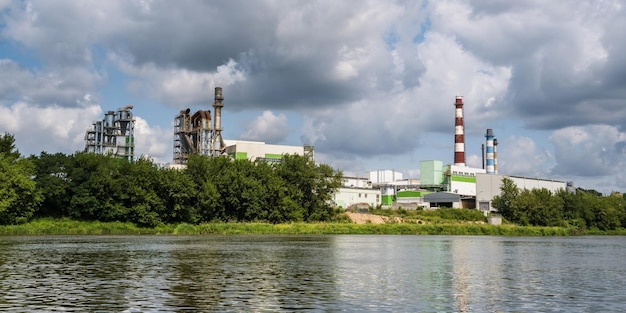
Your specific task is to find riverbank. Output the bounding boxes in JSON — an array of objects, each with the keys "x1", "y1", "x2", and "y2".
[{"x1": 1, "y1": 218, "x2": 625, "y2": 236}]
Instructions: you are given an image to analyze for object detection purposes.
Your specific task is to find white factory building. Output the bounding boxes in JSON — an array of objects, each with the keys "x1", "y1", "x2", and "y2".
[
  {"x1": 475, "y1": 173, "x2": 567, "y2": 213},
  {"x1": 223, "y1": 140, "x2": 313, "y2": 162}
]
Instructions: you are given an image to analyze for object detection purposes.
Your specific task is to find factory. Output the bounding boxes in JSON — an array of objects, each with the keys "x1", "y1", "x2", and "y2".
[
  {"x1": 82, "y1": 89, "x2": 569, "y2": 212},
  {"x1": 171, "y1": 87, "x2": 312, "y2": 166},
  {"x1": 332, "y1": 96, "x2": 568, "y2": 211},
  {"x1": 84, "y1": 105, "x2": 135, "y2": 161}
]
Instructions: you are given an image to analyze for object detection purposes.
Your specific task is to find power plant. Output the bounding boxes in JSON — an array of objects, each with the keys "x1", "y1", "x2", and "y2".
[
  {"x1": 84, "y1": 105, "x2": 135, "y2": 161},
  {"x1": 78, "y1": 91, "x2": 570, "y2": 214},
  {"x1": 173, "y1": 87, "x2": 226, "y2": 164},
  {"x1": 453, "y1": 96, "x2": 465, "y2": 167}
]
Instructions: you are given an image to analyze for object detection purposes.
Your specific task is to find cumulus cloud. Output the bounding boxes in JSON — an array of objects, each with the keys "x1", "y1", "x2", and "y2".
[
  {"x1": 0, "y1": 101, "x2": 101, "y2": 156},
  {"x1": 239, "y1": 110, "x2": 288, "y2": 144},
  {"x1": 133, "y1": 116, "x2": 171, "y2": 163},
  {"x1": 431, "y1": 1, "x2": 626, "y2": 131},
  {"x1": 2, "y1": 0, "x2": 626, "y2": 192},
  {"x1": 0, "y1": 59, "x2": 102, "y2": 107},
  {"x1": 549, "y1": 125, "x2": 626, "y2": 177},
  {"x1": 112, "y1": 55, "x2": 246, "y2": 108},
  {"x1": 497, "y1": 135, "x2": 554, "y2": 178}
]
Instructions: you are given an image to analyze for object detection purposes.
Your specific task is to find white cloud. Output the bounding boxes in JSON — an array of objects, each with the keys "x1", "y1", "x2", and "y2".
[
  {"x1": 0, "y1": 101, "x2": 101, "y2": 156},
  {"x1": 497, "y1": 135, "x2": 554, "y2": 178},
  {"x1": 133, "y1": 116, "x2": 171, "y2": 163},
  {"x1": 549, "y1": 125, "x2": 626, "y2": 177},
  {"x1": 239, "y1": 110, "x2": 288, "y2": 144},
  {"x1": 111, "y1": 55, "x2": 246, "y2": 108}
]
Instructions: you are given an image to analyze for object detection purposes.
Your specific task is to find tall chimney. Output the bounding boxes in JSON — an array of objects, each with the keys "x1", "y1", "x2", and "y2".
[
  {"x1": 212, "y1": 87, "x2": 224, "y2": 155},
  {"x1": 481, "y1": 143, "x2": 485, "y2": 169},
  {"x1": 485, "y1": 129, "x2": 495, "y2": 174},
  {"x1": 493, "y1": 138, "x2": 499, "y2": 174},
  {"x1": 454, "y1": 96, "x2": 465, "y2": 166}
]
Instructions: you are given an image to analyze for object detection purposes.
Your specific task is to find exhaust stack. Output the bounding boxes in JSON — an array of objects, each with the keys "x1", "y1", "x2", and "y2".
[
  {"x1": 212, "y1": 87, "x2": 225, "y2": 156},
  {"x1": 454, "y1": 96, "x2": 466, "y2": 166},
  {"x1": 493, "y1": 138, "x2": 499, "y2": 174},
  {"x1": 485, "y1": 129, "x2": 495, "y2": 174}
]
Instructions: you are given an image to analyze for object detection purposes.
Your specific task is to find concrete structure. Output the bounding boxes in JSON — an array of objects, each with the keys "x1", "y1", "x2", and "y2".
[
  {"x1": 454, "y1": 96, "x2": 466, "y2": 167},
  {"x1": 84, "y1": 105, "x2": 135, "y2": 161},
  {"x1": 342, "y1": 176, "x2": 372, "y2": 188},
  {"x1": 333, "y1": 176, "x2": 381, "y2": 208},
  {"x1": 448, "y1": 165, "x2": 486, "y2": 196},
  {"x1": 223, "y1": 140, "x2": 306, "y2": 162},
  {"x1": 368, "y1": 170, "x2": 403, "y2": 184},
  {"x1": 476, "y1": 173, "x2": 567, "y2": 212},
  {"x1": 396, "y1": 190, "x2": 430, "y2": 206},
  {"x1": 333, "y1": 187, "x2": 381, "y2": 209},
  {"x1": 379, "y1": 185, "x2": 396, "y2": 206},
  {"x1": 173, "y1": 87, "x2": 225, "y2": 164},
  {"x1": 420, "y1": 160, "x2": 445, "y2": 187},
  {"x1": 423, "y1": 192, "x2": 462, "y2": 208}
]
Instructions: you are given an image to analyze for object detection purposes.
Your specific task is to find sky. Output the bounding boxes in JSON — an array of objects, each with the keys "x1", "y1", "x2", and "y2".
[{"x1": 1, "y1": 0, "x2": 626, "y2": 194}]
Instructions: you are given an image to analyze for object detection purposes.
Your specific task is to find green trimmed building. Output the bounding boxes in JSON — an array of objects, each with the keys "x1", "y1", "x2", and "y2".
[{"x1": 224, "y1": 140, "x2": 312, "y2": 162}]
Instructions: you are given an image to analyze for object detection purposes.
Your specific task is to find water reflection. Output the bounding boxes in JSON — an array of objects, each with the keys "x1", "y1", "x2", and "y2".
[{"x1": 1, "y1": 235, "x2": 625, "y2": 312}]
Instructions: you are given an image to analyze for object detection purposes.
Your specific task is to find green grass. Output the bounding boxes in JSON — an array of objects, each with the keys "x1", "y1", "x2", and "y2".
[{"x1": 2, "y1": 218, "x2": 623, "y2": 236}]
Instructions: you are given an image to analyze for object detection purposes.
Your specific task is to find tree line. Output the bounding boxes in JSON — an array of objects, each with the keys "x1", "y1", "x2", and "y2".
[
  {"x1": 492, "y1": 177, "x2": 626, "y2": 231},
  {"x1": 0, "y1": 133, "x2": 343, "y2": 226}
]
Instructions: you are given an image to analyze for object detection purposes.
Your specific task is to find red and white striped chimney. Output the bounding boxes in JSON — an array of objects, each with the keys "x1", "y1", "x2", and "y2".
[{"x1": 454, "y1": 96, "x2": 466, "y2": 167}]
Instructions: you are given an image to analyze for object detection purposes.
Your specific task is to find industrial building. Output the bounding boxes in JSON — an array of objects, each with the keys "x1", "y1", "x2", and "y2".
[
  {"x1": 475, "y1": 174, "x2": 566, "y2": 213},
  {"x1": 171, "y1": 87, "x2": 314, "y2": 166},
  {"x1": 224, "y1": 140, "x2": 313, "y2": 162},
  {"x1": 173, "y1": 87, "x2": 225, "y2": 164},
  {"x1": 84, "y1": 105, "x2": 135, "y2": 161},
  {"x1": 332, "y1": 176, "x2": 381, "y2": 209}
]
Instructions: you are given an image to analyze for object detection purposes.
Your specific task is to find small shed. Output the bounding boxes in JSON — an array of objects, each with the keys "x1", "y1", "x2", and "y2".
[{"x1": 423, "y1": 192, "x2": 461, "y2": 208}]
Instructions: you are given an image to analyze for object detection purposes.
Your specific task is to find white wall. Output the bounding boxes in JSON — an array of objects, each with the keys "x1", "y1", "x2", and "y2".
[
  {"x1": 342, "y1": 177, "x2": 372, "y2": 188},
  {"x1": 333, "y1": 187, "x2": 381, "y2": 208},
  {"x1": 476, "y1": 173, "x2": 567, "y2": 212},
  {"x1": 224, "y1": 140, "x2": 304, "y2": 160},
  {"x1": 368, "y1": 170, "x2": 403, "y2": 184}
]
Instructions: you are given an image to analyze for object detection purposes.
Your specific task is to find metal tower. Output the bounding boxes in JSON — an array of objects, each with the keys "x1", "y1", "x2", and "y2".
[{"x1": 84, "y1": 105, "x2": 135, "y2": 161}]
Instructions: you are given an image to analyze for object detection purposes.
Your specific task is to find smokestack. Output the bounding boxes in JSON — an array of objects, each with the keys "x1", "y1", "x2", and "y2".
[
  {"x1": 481, "y1": 144, "x2": 485, "y2": 169},
  {"x1": 454, "y1": 96, "x2": 465, "y2": 166},
  {"x1": 485, "y1": 129, "x2": 495, "y2": 174},
  {"x1": 212, "y1": 87, "x2": 224, "y2": 155},
  {"x1": 493, "y1": 138, "x2": 499, "y2": 174}
]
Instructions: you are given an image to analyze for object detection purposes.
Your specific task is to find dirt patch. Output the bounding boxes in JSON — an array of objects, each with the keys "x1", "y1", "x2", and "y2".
[{"x1": 345, "y1": 212, "x2": 402, "y2": 224}]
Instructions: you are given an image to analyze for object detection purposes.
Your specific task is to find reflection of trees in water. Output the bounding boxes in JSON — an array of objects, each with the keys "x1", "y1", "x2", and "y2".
[
  {"x1": 0, "y1": 237, "x2": 135, "y2": 311},
  {"x1": 165, "y1": 236, "x2": 339, "y2": 311}
]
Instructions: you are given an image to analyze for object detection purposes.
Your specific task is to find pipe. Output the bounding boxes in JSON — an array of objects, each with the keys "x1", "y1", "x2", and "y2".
[{"x1": 454, "y1": 96, "x2": 465, "y2": 166}]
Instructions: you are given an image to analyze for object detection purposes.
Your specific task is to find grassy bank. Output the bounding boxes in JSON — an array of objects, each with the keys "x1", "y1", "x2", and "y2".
[{"x1": 2, "y1": 218, "x2": 625, "y2": 236}]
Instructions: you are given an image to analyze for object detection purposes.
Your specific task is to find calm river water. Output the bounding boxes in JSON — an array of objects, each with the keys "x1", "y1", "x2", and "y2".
[{"x1": 0, "y1": 235, "x2": 625, "y2": 312}]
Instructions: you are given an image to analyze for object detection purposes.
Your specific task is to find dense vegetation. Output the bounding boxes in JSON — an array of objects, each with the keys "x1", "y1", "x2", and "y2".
[
  {"x1": 492, "y1": 177, "x2": 626, "y2": 231},
  {"x1": 0, "y1": 133, "x2": 343, "y2": 226},
  {"x1": 3, "y1": 131, "x2": 626, "y2": 234}
]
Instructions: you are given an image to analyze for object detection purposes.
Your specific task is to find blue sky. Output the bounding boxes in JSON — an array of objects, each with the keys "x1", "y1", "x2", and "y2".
[{"x1": 1, "y1": 0, "x2": 626, "y2": 194}]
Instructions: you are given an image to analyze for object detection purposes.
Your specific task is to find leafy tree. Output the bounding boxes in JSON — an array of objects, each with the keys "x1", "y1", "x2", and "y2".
[
  {"x1": 274, "y1": 154, "x2": 342, "y2": 222},
  {"x1": 0, "y1": 133, "x2": 43, "y2": 224},
  {"x1": 491, "y1": 177, "x2": 520, "y2": 223},
  {"x1": 30, "y1": 152, "x2": 73, "y2": 217},
  {"x1": 0, "y1": 133, "x2": 21, "y2": 162}
]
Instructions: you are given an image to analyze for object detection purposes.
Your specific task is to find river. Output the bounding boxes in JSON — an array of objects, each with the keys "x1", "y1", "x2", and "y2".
[{"x1": 0, "y1": 235, "x2": 624, "y2": 312}]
